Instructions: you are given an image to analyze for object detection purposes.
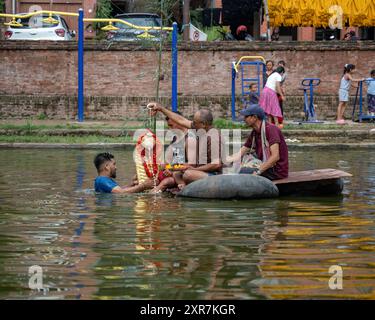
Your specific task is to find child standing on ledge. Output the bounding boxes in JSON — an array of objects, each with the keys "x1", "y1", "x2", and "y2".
[
  {"x1": 365, "y1": 70, "x2": 375, "y2": 115},
  {"x1": 246, "y1": 83, "x2": 259, "y2": 105},
  {"x1": 336, "y1": 64, "x2": 364, "y2": 124}
]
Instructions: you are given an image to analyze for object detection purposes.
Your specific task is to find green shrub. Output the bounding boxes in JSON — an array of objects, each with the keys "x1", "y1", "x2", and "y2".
[
  {"x1": 37, "y1": 113, "x2": 48, "y2": 120},
  {"x1": 0, "y1": 0, "x2": 5, "y2": 13},
  {"x1": 146, "y1": 0, "x2": 177, "y2": 26},
  {"x1": 94, "y1": 0, "x2": 113, "y2": 39}
]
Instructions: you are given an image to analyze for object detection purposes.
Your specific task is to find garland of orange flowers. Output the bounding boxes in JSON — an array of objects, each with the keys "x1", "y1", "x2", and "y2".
[{"x1": 136, "y1": 129, "x2": 159, "y2": 179}]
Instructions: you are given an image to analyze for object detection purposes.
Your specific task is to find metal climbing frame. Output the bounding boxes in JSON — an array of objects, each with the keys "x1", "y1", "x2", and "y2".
[
  {"x1": 298, "y1": 78, "x2": 323, "y2": 123},
  {"x1": 352, "y1": 79, "x2": 375, "y2": 122},
  {"x1": 231, "y1": 56, "x2": 266, "y2": 121}
]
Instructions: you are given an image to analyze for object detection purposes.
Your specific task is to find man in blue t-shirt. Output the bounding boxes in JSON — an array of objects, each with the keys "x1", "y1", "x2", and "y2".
[{"x1": 94, "y1": 152, "x2": 153, "y2": 193}]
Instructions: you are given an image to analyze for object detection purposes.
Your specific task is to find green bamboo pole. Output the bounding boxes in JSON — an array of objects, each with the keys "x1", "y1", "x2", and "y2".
[{"x1": 153, "y1": 0, "x2": 165, "y2": 134}]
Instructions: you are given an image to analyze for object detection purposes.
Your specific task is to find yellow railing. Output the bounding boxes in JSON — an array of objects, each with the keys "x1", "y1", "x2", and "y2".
[
  {"x1": 84, "y1": 18, "x2": 173, "y2": 31},
  {"x1": 0, "y1": 10, "x2": 173, "y2": 32},
  {"x1": 233, "y1": 56, "x2": 266, "y2": 73}
]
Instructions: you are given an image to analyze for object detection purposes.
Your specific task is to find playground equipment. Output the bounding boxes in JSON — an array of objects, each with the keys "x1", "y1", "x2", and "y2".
[
  {"x1": 352, "y1": 79, "x2": 375, "y2": 122},
  {"x1": 297, "y1": 78, "x2": 323, "y2": 123},
  {"x1": 231, "y1": 56, "x2": 266, "y2": 121},
  {"x1": 0, "y1": 10, "x2": 179, "y2": 122}
]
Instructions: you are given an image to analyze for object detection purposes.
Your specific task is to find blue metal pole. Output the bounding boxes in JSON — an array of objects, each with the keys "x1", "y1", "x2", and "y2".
[
  {"x1": 262, "y1": 64, "x2": 266, "y2": 88},
  {"x1": 304, "y1": 88, "x2": 308, "y2": 119},
  {"x1": 352, "y1": 85, "x2": 359, "y2": 121},
  {"x1": 78, "y1": 8, "x2": 84, "y2": 122},
  {"x1": 256, "y1": 63, "x2": 260, "y2": 96},
  {"x1": 309, "y1": 80, "x2": 314, "y2": 119},
  {"x1": 171, "y1": 22, "x2": 178, "y2": 113},
  {"x1": 359, "y1": 81, "x2": 363, "y2": 122},
  {"x1": 231, "y1": 63, "x2": 236, "y2": 121}
]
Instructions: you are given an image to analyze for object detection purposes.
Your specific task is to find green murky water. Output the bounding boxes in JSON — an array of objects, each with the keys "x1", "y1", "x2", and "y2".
[{"x1": 0, "y1": 148, "x2": 374, "y2": 299}]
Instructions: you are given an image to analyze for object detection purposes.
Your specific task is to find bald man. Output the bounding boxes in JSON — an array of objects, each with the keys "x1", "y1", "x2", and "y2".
[{"x1": 147, "y1": 102, "x2": 225, "y2": 189}]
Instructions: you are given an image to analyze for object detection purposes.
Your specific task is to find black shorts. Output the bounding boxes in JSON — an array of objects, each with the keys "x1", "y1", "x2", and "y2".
[{"x1": 239, "y1": 167, "x2": 279, "y2": 181}]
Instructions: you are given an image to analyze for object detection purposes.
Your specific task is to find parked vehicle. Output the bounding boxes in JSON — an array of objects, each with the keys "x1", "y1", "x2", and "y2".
[
  {"x1": 4, "y1": 13, "x2": 75, "y2": 41},
  {"x1": 106, "y1": 13, "x2": 167, "y2": 42}
]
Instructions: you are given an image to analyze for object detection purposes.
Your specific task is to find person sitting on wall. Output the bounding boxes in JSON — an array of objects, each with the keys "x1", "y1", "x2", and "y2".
[
  {"x1": 147, "y1": 102, "x2": 225, "y2": 189},
  {"x1": 236, "y1": 25, "x2": 254, "y2": 41},
  {"x1": 343, "y1": 32, "x2": 351, "y2": 40},
  {"x1": 349, "y1": 31, "x2": 359, "y2": 41},
  {"x1": 227, "y1": 105, "x2": 288, "y2": 181},
  {"x1": 271, "y1": 27, "x2": 280, "y2": 41},
  {"x1": 94, "y1": 152, "x2": 153, "y2": 193}
]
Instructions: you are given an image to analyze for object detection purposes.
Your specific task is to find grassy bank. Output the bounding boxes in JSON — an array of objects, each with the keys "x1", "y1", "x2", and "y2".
[
  {"x1": 0, "y1": 119, "x2": 366, "y2": 131},
  {"x1": 0, "y1": 121, "x2": 144, "y2": 131},
  {"x1": 0, "y1": 135, "x2": 134, "y2": 144},
  {"x1": 212, "y1": 119, "x2": 350, "y2": 130}
]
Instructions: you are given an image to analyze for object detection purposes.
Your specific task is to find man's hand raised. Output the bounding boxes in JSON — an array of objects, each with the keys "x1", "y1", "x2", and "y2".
[{"x1": 147, "y1": 102, "x2": 163, "y2": 116}]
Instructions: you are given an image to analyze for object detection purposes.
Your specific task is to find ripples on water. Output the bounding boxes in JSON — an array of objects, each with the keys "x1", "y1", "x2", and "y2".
[{"x1": 0, "y1": 149, "x2": 374, "y2": 299}]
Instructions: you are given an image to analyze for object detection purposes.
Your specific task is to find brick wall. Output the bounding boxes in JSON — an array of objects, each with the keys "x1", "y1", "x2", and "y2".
[
  {"x1": 0, "y1": 94, "x2": 361, "y2": 121},
  {"x1": 0, "y1": 41, "x2": 374, "y2": 120}
]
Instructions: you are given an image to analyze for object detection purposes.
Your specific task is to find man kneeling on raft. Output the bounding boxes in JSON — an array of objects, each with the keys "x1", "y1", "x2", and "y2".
[
  {"x1": 94, "y1": 152, "x2": 154, "y2": 193},
  {"x1": 228, "y1": 105, "x2": 288, "y2": 180},
  {"x1": 147, "y1": 102, "x2": 225, "y2": 189}
]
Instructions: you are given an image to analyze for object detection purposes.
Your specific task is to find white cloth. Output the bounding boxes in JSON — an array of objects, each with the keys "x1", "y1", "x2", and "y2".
[
  {"x1": 265, "y1": 72, "x2": 282, "y2": 92},
  {"x1": 189, "y1": 24, "x2": 207, "y2": 41}
]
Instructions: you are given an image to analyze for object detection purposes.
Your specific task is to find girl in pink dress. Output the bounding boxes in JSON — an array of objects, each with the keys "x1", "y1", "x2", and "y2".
[{"x1": 259, "y1": 66, "x2": 285, "y2": 124}]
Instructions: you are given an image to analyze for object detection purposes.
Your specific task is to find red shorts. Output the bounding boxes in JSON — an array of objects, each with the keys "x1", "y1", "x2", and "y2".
[{"x1": 158, "y1": 170, "x2": 173, "y2": 182}]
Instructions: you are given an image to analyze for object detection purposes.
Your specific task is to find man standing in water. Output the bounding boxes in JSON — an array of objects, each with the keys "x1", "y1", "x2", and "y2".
[{"x1": 94, "y1": 152, "x2": 153, "y2": 193}]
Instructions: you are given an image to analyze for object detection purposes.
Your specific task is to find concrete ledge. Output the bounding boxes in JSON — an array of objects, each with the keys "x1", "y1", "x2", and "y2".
[
  {"x1": 286, "y1": 143, "x2": 375, "y2": 149},
  {"x1": 0, "y1": 128, "x2": 373, "y2": 141},
  {"x1": 1, "y1": 40, "x2": 375, "y2": 52},
  {"x1": 1, "y1": 142, "x2": 375, "y2": 149}
]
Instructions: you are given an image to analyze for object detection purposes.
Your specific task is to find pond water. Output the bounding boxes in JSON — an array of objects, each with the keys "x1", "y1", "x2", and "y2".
[{"x1": 0, "y1": 148, "x2": 374, "y2": 300}]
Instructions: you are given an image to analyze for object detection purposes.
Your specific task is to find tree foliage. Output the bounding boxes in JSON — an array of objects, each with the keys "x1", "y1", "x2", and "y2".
[
  {"x1": 95, "y1": 0, "x2": 113, "y2": 31},
  {"x1": 146, "y1": 0, "x2": 179, "y2": 25},
  {"x1": 0, "y1": 0, "x2": 5, "y2": 13}
]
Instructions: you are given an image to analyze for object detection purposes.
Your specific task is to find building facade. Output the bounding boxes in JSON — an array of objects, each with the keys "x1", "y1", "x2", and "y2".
[{"x1": 3, "y1": 0, "x2": 374, "y2": 40}]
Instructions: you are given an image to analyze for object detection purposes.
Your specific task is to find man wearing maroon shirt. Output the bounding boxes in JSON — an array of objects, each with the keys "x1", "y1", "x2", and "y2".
[{"x1": 228, "y1": 105, "x2": 288, "y2": 180}]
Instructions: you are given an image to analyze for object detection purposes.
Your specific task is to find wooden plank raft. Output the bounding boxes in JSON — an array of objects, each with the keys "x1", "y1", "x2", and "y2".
[{"x1": 273, "y1": 169, "x2": 352, "y2": 196}]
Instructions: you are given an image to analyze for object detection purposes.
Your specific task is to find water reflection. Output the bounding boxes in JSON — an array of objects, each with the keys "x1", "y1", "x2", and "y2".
[
  {"x1": 0, "y1": 149, "x2": 374, "y2": 299},
  {"x1": 254, "y1": 201, "x2": 375, "y2": 299}
]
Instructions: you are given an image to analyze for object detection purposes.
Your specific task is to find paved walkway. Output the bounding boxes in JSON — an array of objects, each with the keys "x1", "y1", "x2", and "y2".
[{"x1": 1, "y1": 119, "x2": 374, "y2": 129}]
